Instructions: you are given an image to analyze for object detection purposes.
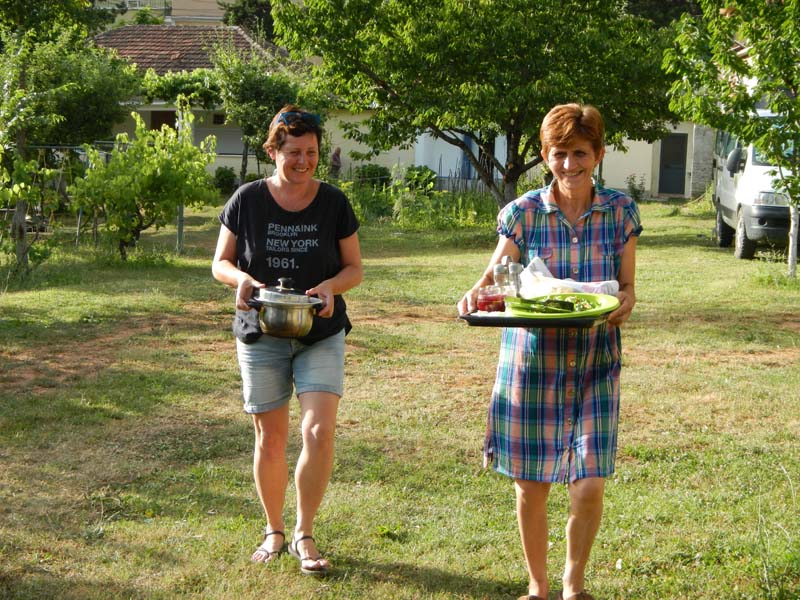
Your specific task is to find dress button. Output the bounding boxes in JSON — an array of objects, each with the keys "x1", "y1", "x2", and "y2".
[
  {"x1": 572, "y1": 267, "x2": 579, "y2": 275},
  {"x1": 568, "y1": 360, "x2": 576, "y2": 367},
  {"x1": 572, "y1": 236, "x2": 578, "y2": 244}
]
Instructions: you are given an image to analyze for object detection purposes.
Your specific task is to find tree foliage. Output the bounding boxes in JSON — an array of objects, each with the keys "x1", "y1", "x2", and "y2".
[
  {"x1": 0, "y1": 0, "x2": 107, "y2": 272},
  {"x1": 69, "y1": 98, "x2": 218, "y2": 259},
  {"x1": 211, "y1": 42, "x2": 298, "y2": 180},
  {"x1": 219, "y1": 0, "x2": 274, "y2": 43},
  {"x1": 0, "y1": 0, "x2": 115, "y2": 41},
  {"x1": 142, "y1": 67, "x2": 221, "y2": 110},
  {"x1": 273, "y1": 0, "x2": 677, "y2": 206},
  {"x1": 133, "y1": 6, "x2": 164, "y2": 25},
  {"x1": 666, "y1": 0, "x2": 800, "y2": 276},
  {"x1": 21, "y1": 28, "x2": 141, "y2": 145}
]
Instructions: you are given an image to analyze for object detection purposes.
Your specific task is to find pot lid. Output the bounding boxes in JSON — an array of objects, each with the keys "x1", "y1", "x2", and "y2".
[{"x1": 257, "y1": 277, "x2": 322, "y2": 305}]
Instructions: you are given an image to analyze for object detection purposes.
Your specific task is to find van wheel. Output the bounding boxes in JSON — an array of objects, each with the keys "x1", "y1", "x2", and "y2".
[
  {"x1": 716, "y1": 206, "x2": 734, "y2": 247},
  {"x1": 734, "y1": 208, "x2": 757, "y2": 259}
]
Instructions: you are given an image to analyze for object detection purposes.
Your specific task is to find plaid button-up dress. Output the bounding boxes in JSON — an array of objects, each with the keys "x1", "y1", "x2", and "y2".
[{"x1": 485, "y1": 184, "x2": 643, "y2": 483}]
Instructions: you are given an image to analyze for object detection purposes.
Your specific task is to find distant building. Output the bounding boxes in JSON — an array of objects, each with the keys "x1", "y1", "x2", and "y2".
[
  {"x1": 95, "y1": 1, "x2": 225, "y2": 26},
  {"x1": 94, "y1": 25, "x2": 270, "y2": 175},
  {"x1": 168, "y1": 0, "x2": 225, "y2": 25}
]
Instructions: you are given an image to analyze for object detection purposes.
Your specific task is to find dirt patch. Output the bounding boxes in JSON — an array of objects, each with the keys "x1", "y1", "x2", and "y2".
[
  {"x1": 627, "y1": 344, "x2": 800, "y2": 369},
  {"x1": 348, "y1": 304, "x2": 460, "y2": 326},
  {"x1": 0, "y1": 302, "x2": 227, "y2": 396}
]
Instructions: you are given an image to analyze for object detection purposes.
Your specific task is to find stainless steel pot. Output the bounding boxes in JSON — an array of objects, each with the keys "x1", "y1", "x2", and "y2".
[{"x1": 246, "y1": 277, "x2": 323, "y2": 338}]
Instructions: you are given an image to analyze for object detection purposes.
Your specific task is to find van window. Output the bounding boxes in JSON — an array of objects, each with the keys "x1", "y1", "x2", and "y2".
[
  {"x1": 723, "y1": 133, "x2": 739, "y2": 157},
  {"x1": 715, "y1": 131, "x2": 740, "y2": 158},
  {"x1": 753, "y1": 139, "x2": 795, "y2": 166},
  {"x1": 715, "y1": 131, "x2": 727, "y2": 156}
]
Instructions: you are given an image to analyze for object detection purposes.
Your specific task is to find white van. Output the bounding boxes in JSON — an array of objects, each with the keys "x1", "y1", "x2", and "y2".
[{"x1": 712, "y1": 117, "x2": 792, "y2": 259}]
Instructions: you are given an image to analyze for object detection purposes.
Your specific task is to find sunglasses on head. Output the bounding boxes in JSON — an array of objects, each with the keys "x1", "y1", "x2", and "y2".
[{"x1": 278, "y1": 111, "x2": 321, "y2": 127}]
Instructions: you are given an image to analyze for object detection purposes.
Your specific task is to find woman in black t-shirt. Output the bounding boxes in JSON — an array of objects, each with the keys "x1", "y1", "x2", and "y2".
[{"x1": 212, "y1": 106, "x2": 363, "y2": 575}]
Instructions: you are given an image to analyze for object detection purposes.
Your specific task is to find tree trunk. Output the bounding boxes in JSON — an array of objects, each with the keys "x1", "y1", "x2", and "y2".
[
  {"x1": 240, "y1": 140, "x2": 249, "y2": 185},
  {"x1": 502, "y1": 179, "x2": 518, "y2": 206},
  {"x1": 12, "y1": 91, "x2": 28, "y2": 272},
  {"x1": 11, "y1": 199, "x2": 28, "y2": 272},
  {"x1": 788, "y1": 204, "x2": 798, "y2": 279},
  {"x1": 176, "y1": 203, "x2": 184, "y2": 254},
  {"x1": 75, "y1": 207, "x2": 82, "y2": 248}
]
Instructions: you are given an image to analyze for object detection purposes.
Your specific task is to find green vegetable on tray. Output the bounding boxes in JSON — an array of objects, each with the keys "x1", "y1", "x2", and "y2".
[{"x1": 505, "y1": 295, "x2": 597, "y2": 315}]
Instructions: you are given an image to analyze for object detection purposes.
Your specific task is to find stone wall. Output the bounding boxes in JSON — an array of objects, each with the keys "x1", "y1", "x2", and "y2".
[{"x1": 691, "y1": 125, "x2": 716, "y2": 198}]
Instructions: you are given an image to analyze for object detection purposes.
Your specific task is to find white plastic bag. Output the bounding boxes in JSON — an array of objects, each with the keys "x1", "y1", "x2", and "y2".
[{"x1": 519, "y1": 266, "x2": 619, "y2": 299}]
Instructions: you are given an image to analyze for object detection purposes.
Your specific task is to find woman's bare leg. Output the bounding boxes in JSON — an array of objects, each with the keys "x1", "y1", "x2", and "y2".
[
  {"x1": 562, "y1": 477, "x2": 605, "y2": 597},
  {"x1": 251, "y1": 405, "x2": 290, "y2": 561},
  {"x1": 292, "y1": 391, "x2": 339, "y2": 569},
  {"x1": 515, "y1": 479, "x2": 552, "y2": 599}
]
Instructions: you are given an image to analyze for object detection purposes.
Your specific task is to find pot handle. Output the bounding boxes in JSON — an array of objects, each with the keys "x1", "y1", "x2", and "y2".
[
  {"x1": 245, "y1": 288, "x2": 262, "y2": 310},
  {"x1": 305, "y1": 293, "x2": 326, "y2": 314}
]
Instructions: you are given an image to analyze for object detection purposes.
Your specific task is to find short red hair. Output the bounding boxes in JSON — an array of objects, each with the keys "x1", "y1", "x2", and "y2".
[{"x1": 540, "y1": 104, "x2": 605, "y2": 155}]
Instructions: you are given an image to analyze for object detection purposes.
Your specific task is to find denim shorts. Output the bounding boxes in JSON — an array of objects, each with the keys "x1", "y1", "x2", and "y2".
[{"x1": 235, "y1": 329, "x2": 345, "y2": 414}]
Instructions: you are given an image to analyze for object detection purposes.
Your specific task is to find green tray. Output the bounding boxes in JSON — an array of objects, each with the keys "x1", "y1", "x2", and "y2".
[{"x1": 504, "y1": 293, "x2": 620, "y2": 320}]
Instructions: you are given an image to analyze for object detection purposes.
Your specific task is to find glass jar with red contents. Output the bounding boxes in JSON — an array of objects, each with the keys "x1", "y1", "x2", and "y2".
[{"x1": 477, "y1": 285, "x2": 506, "y2": 312}]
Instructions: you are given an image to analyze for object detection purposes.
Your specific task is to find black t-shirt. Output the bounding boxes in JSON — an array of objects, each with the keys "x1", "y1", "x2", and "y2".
[{"x1": 219, "y1": 178, "x2": 360, "y2": 344}]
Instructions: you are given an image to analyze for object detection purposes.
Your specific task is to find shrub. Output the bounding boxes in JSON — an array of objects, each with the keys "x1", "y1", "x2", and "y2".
[
  {"x1": 244, "y1": 172, "x2": 261, "y2": 183},
  {"x1": 213, "y1": 166, "x2": 236, "y2": 193},
  {"x1": 392, "y1": 188, "x2": 497, "y2": 230},
  {"x1": 625, "y1": 173, "x2": 647, "y2": 202},
  {"x1": 354, "y1": 164, "x2": 391, "y2": 189},
  {"x1": 347, "y1": 183, "x2": 394, "y2": 222},
  {"x1": 68, "y1": 99, "x2": 217, "y2": 260},
  {"x1": 404, "y1": 165, "x2": 437, "y2": 195}
]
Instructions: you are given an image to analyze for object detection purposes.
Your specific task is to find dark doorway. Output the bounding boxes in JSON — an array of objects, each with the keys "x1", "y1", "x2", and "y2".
[
  {"x1": 658, "y1": 133, "x2": 688, "y2": 195},
  {"x1": 150, "y1": 110, "x2": 176, "y2": 130}
]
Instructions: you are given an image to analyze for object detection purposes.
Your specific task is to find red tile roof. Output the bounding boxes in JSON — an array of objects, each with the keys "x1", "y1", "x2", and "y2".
[{"x1": 94, "y1": 25, "x2": 275, "y2": 74}]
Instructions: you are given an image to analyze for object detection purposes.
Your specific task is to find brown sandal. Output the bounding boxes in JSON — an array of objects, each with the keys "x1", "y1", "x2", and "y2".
[
  {"x1": 288, "y1": 534, "x2": 329, "y2": 575},
  {"x1": 559, "y1": 592, "x2": 595, "y2": 600},
  {"x1": 251, "y1": 529, "x2": 285, "y2": 563}
]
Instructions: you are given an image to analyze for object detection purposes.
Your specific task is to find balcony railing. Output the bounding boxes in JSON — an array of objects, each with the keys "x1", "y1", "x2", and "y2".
[{"x1": 95, "y1": 1, "x2": 171, "y2": 11}]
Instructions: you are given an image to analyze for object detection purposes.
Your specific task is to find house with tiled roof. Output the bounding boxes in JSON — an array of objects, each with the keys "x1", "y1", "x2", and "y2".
[
  {"x1": 94, "y1": 25, "x2": 265, "y2": 75},
  {"x1": 94, "y1": 24, "x2": 288, "y2": 177},
  {"x1": 93, "y1": 23, "x2": 409, "y2": 180}
]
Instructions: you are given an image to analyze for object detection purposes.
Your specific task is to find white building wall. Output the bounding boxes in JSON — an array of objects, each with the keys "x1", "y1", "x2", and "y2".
[
  {"x1": 327, "y1": 110, "x2": 415, "y2": 178},
  {"x1": 601, "y1": 139, "x2": 654, "y2": 193},
  {"x1": 414, "y1": 133, "x2": 463, "y2": 177}
]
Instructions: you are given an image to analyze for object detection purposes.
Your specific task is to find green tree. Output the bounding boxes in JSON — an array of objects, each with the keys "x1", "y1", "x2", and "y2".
[
  {"x1": 69, "y1": 98, "x2": 218, "y2": 259},
  {"x1": 0, "y1": 0, "x2": 104, "y2": 272},
  {"x1": 219, "y1": 0, "x2": 274, "y2": 43},
  {"x1": 211, "y1": 41, "x2": 298, "y2": 183},
  {"x1": 133, "y1": 6, "x2": 163, "y2": 25},
  {"x1": 666, "y1": 0, "x2": 800, "y2": 278},
  {"x1": 22, "y1": 28, "x2": 140, "y2": 146},
  {"x1": 142, "y1": 67, "x2": 221, "y2": 110},
  {"x1": 272, "y1": 0, "x2": 677, "y2": 207}
]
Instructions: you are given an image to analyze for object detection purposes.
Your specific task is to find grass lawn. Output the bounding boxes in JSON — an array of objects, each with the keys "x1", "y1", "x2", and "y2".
[{"x1": 0, "y1": 198, "x2": 798, "y2": 599}]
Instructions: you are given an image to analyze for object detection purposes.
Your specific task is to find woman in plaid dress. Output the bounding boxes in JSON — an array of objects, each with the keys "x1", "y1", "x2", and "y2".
[{"x1": 458, "y1": 104, "x2": 642, "y2": 600}]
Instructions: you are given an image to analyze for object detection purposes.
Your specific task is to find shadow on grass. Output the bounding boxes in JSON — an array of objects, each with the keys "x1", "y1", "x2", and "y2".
[
  {"x1": 0, "y1": 572, "x2": 151, "y2": 600},
  {"x1": 331, "y1": 557, "x2": 525, "y2": 600},
  {"x1": 638, "y1": 230, "x2": 715, "y2": 249}
]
